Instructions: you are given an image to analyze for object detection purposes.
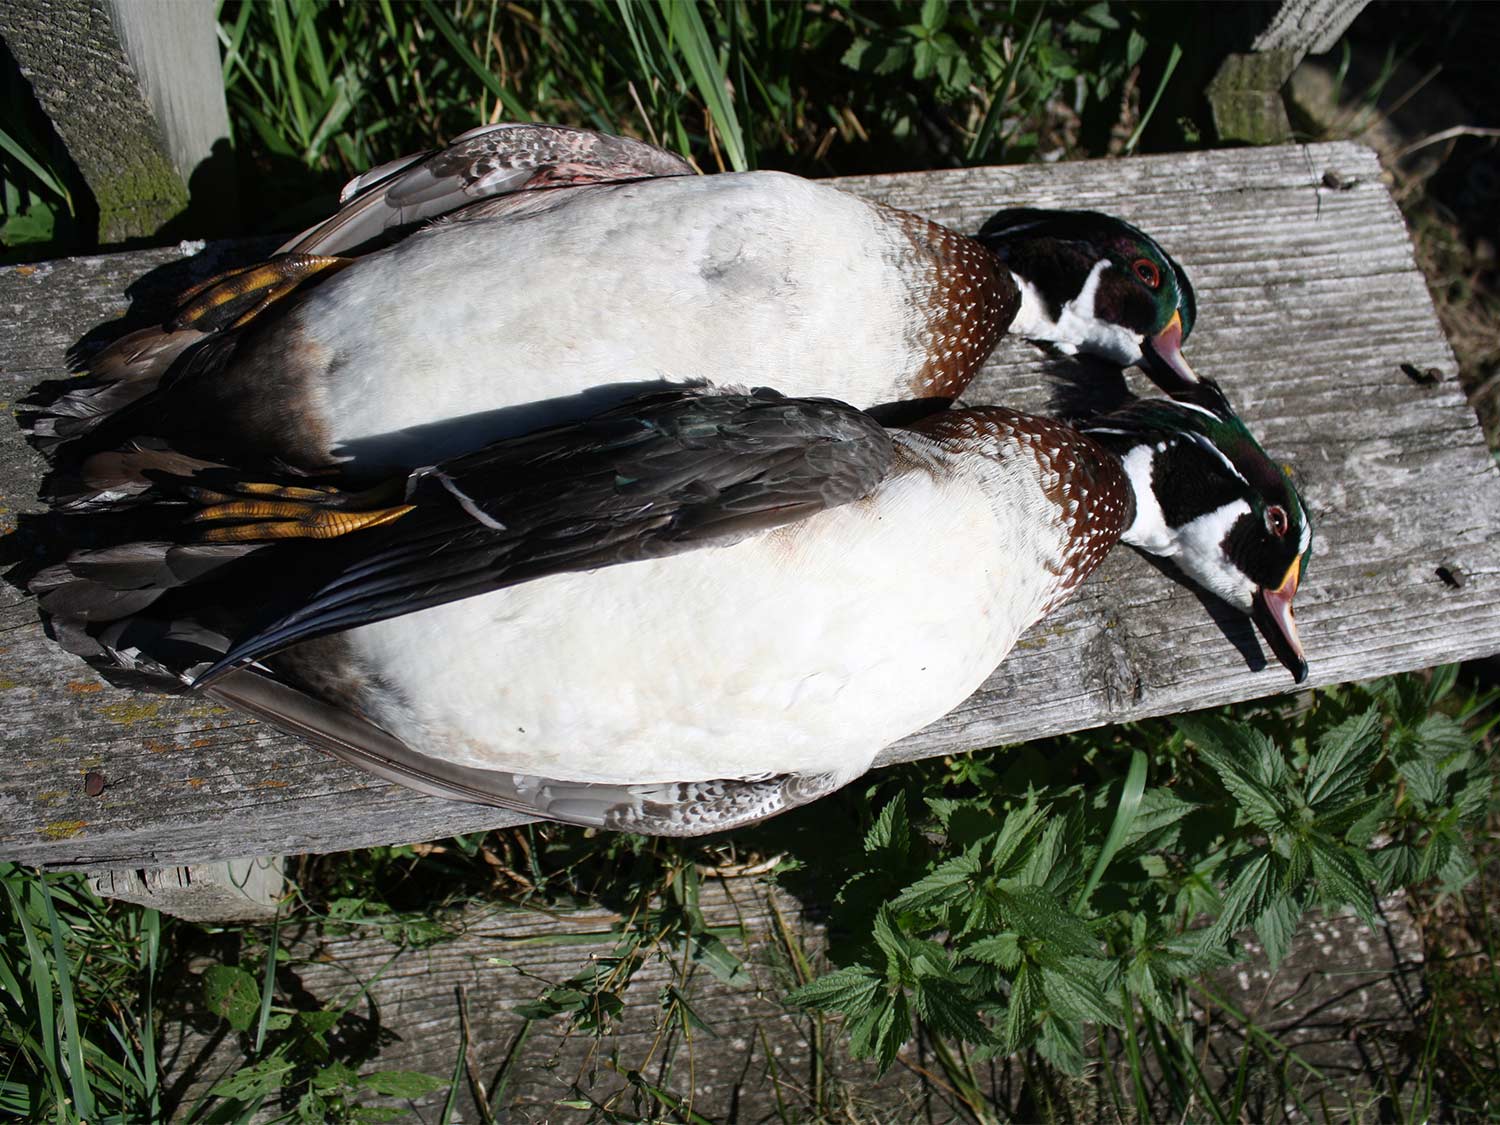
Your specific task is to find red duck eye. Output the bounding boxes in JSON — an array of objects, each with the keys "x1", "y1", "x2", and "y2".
[
  {"x1": 1266, "y1": 505, "x2": 1289, "y2": 537},
  {"x1": 1133, "y1": 258, "x2": 1161, "y2": 288}
]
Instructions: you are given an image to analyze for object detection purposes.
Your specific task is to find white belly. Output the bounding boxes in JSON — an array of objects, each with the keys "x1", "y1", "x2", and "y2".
[
  {"x1": 341, "y1": 442, "x2": 1069, "y2": 784},
  {"x1": 294, "y1": 173, "x2": 931, "y2": 465}
]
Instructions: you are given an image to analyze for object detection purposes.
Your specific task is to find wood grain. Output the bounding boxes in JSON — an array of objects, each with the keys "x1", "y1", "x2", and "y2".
[{"x1": 2, "y1": 141, "x2": 1496, "y2": 869}]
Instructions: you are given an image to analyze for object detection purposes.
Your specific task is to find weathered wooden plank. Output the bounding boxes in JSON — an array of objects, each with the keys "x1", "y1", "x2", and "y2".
[
  {"x1": 2, "y1": 141, "x2": 1497, "y2": 869},
  {"x1": 89, "y1": 855, "x2": 283, "y2": 922},
  {"x1": 164, "y1": 877, "x2": 1425, "y2": 1122}
]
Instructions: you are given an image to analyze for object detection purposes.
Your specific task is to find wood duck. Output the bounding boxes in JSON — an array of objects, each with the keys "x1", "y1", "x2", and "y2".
[
  {"x1": 977, "y1": 208, "x2": 1199, "y2": 393},
  {"x1": 27, "y1": 382, "x2": 1310, "y2": 836},
  {"x1": 27, "y1": 123, "x2": 1199, "y2": 484}
]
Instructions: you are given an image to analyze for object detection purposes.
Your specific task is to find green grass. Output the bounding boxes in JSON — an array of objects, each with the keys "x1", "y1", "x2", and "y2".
[{"x1": 0, "y1": 864, "x2": 163, "y2": 1123}]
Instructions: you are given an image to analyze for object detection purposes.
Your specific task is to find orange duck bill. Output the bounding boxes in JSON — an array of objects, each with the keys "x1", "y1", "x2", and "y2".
[
  {"x1": 1251, "y1": 556, "x2": 1307, "y2": 683},
  {"x1": 1141, "y1": 311, "x2": 1200, "y2": 392}
]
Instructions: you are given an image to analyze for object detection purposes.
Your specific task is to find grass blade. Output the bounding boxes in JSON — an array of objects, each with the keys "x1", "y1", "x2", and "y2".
[
  {"x1": 1125, "y1": 41, "x2": 1183, "y2": 155},
  {"x1": 0, "y1": 124, "x2": 70, "y2": 204},
  {"x1": 37, "y1": 875, "x2": 96, "y2": 1122},
  {"x1": 420, "y1": 0, "x2": 532, "y2": 123},
  {"x1": 1076, "y1": 750, "x2": 1149, "y2": 912},
  {"x1": 253, "y1": 909, "x2": 281, "y2": 1055},
  {"x1": 2, "y1": 870, "x2": 65, "y2": 1113},
  {"x1": 663, "y1": 0, "x2": 747, "y2": 170},
  {"x1": 140, "y1": 908, "x2": 161, "y2": 1121},
  {"x1": 967, "y1": 3, "x2": 1046, "y2": 164}
]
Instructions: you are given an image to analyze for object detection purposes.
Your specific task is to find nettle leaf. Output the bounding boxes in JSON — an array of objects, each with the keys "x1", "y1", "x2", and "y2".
[
  {"x1": 1005, "y1": 962, "x2": 1042, "y2": 1051},
  {"x1": 1374, "y1": 674, "x2": 1428, "y2": 728},
  {"x1": 1317, "y1": 792, "x2": 1389, "y2": 838},
  {"x1": 959, "y1": 886, "x2": 1005, "y2": 937},
  {"x1": 914, "y1": 976, "x2": 990, "y2": 1044},
  {"x1": 1178, "y1": 713, "x2": 1290, "y2": 787},
  {"x1": 1415, "y1": 830, "x2": 1455, "y2": 882},
  {"x1": 1346, "y1": 792, "x2": 1394, "y2": 847},
  {"x1": 1126, "y1": 957, "x2": 1173, "y2": 1022},
  {"x1": 1036, "y1": 1011, "x2": 1087, "y2": 1075},
  {"x1": 1160, "y1": 929, "x2": 1238, "y2": 977},
  {"x1": 873, "y1": 906, "x2": 910, "y2": 978},
  {"x1": 1437, "y1": 839, "x2": 1479, "y2": 892},
  {"x1": 1210, "y1": 852, "x2": 1279, "y2": 943},
  {"x1": 996, "y1": 885, "x2": 1096, "y2": 958},
  {"x1": 1020, "y1": 807, "x2": 1082, "y2": 895},
  {"x1": 1121, "y1": 787, "x2": 1197, "y2": 851},
  {"x1": 202, "y1": 965, "x2": 262, "y2": 1033},
  {"x1": 1372, "y1": 843, "x2": 1417, "y2": 891},
  {"x1": 1457, "y1": 771, "x2": 1493, "y2": 822},
  {"x1": 1253, "y1": 893, "x2": 1301, "y2": 969},
  {"x1": 893, "y1": 852, "x2": 980, "y2": 914},
  {"x1": 784, "y1": 965, "x2": 881, "y2": 1013},
  {"x1": 1041, "y1": 963, "x2": 1121, "y2": 1027},
  {"x1": 847, "y1": 990, "x2": 910, "y2": 1072},
  {"x1": 1397, "y1": 757, "x2": 1445, "y2": 808},
  {"x1": 963, "y1": 932, "x2": 1022, "y2": 971},
  {"x1": 865, "y1": 793, "x2": 912, "y2": 855},
  {"x1": 988, "y1": 795, "x2": 1048, "y2": 872},
  {"x1": 1305, "y1": 707, "x2": 1382, "y2": 809},
  {"x1": 1179, "y1": 716, "x2": 1291, "y2": 835},
  {"x1": 1309, "y1": 837, "x2": 1376, "y2": 927},
  {"x1": 1425, "y1": 663, "x2": 1460, "y2": 706},
  {"x1": 1285, "y1": 837, "x2": 1311, "y2": 890},
  {"x1": 1414, "y1": 713, "x2": 1471, "y2": 760}
]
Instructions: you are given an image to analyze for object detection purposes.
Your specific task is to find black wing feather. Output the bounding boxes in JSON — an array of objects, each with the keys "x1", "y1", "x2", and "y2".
[{"x1": 195, "y1": 390, "x2": 893, "y2": 683}]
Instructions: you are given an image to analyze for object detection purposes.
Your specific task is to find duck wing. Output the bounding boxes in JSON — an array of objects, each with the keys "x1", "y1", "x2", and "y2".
[
  {"x1": 211, "y1": 668, "x2": 842, "y2": 835},
  {"x1": 280, "y1": 122, "x2": 695, "y2": 256},
  {"x1": 27, "y1": 125, "x2": 693, "y2": 462},
  {"x1": 154, "y1": 389, "x2": 894, "y2": 680}
]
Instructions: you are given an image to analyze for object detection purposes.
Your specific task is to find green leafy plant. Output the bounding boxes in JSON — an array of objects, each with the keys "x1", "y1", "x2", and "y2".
[{"x1": 785, "y1": 670, "x2": 1494, "y2": 1114}]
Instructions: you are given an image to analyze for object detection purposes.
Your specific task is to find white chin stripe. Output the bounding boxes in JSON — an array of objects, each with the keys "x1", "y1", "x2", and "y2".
[
  {"x1": 1009, "y1": 262, "x2": 1142, "y2": 365},
  {"x1": 1177, "y1": 499, "x2": 1255, "y2": 609}
]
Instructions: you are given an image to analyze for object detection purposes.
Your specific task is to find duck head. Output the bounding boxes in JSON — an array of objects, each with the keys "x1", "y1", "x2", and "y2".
[
  {"x1": 978, "y1": 208, "x2": 1200, "y2": 394},
  {"x1": 1084, "y1": 383, "x2": 1311, "y2": 682}
]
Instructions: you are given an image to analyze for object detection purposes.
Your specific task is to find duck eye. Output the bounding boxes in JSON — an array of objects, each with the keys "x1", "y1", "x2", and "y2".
[
  {"x1": 1132, "y1": 258, "x2": 1161, "y2": 288},
  {"x1": 1266, "y1": 505, "x2": 1289, "y2": 537}
]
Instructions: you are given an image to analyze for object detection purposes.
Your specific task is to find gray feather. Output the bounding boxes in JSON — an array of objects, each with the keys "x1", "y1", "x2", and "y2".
[{"x1": 207, "y1": 669, "x2": 844, "y2": 835}]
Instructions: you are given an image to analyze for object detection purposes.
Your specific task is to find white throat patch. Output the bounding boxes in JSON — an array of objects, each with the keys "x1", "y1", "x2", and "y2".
[
  {"x1": 1176, "y1": 499, "x2": 1255, "y2": 609},
  {"x1": 1007, "y1": 261, "x2": 1143, "y2": 365},
  {"x1": 1118, "y1": 444, "x2": 1172, "y2": 553}
]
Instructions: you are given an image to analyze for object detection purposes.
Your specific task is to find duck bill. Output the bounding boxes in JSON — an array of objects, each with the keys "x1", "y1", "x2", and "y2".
[
  {"x1": 1142, "y1": 311, "x2": 1200, "y2": 393},
  {"x1": 1251, "y1": 557, "x2": 1308, "y2": 684}
]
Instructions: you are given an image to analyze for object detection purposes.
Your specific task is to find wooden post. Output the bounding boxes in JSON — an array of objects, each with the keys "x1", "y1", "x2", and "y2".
[
  {"x1": 0, "y1": 0, "x2": 232, "y2": 242},
  {"x1": 1208, "y1": 0, "x2": 1371, "y2": 144}
]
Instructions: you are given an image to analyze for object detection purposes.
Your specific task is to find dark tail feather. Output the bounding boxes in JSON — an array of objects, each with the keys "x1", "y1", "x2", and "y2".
[
  {"x1": 40, "y1": 442, "x2": 230, "y2": 512},
  {"x1": 21, "y1": 327, "x2": 206, "y2": 461},
  {"x1": 28, "y1": 539, "x2": 256, "y2": 692}
]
